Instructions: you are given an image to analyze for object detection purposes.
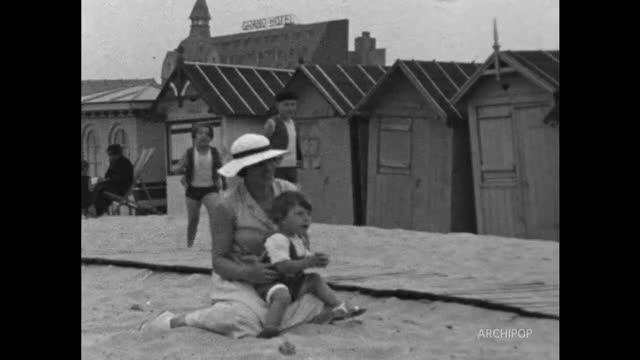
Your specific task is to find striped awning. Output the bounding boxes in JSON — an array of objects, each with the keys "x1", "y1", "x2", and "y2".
[{"x1": 177, "y1": 62, "x2": 294, "y2": 116}]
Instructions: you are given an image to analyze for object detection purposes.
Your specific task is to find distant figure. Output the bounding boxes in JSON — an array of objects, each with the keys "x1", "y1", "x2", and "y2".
[
  {"x1": 264, "y1": 91, "x2": 303, "y2": 184},
  {"x1": 81, "y1": 160, "x2": 92, "y2": 216},
  {"x1": 171, "y1": 123, "x2": 226, "y2": 247},
  {"x1": 256, "y1": 191, "x2": 366, "y2": 338},
  {"x1": 91, "y1": 144, "x2": 134, "y2": 217}
]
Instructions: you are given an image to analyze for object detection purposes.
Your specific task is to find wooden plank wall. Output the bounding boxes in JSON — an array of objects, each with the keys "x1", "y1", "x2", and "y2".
[
  {"x1": 411, "y1": 114, "x2": 453, "y2": 232},
  {"x1": 464, "y1": 73, "x2": 557, "y2": 240},
  {"x1": 293, "y1": 78, "x2": 355, "y2": 225},
  {"x1": 365, "y1": 72, "x2": 455, "y2": 231},
  {"x1": 514, "y1": 105, "x2": 559, "y2": 241},
  {"x1": 367, "y1": 115, "x2": 415, "y2": 229},
  {"x1": 297, "y1": 117, "x2": 354, "y2": 224}
]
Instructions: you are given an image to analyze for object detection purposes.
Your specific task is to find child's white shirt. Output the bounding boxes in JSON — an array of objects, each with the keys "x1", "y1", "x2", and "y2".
[{"x1": 264, "y1": 233, "x2": 311, "y2": 264}]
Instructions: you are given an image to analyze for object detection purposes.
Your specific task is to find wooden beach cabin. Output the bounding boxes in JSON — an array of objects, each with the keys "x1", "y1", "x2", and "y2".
[
  {"x1": 279, "y1": 64, "x2": 387, "y2": 225},
  {"x1": 350, "y1": 59, "x2": 479, "y2": 232},
  {"x1": 451, "y1": 50, "x2": 559, "y2": 241},
  {"x1": 152, "y1": 60, "x2": 293, "y2": 216},
  {"x1": 81, "y1": 79, "x2": 167, "y2": 213}
]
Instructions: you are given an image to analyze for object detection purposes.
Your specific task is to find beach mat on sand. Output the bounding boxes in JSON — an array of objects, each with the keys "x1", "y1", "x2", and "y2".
[{"x1": 82, "y1": 217, "x2": 559, "y2": 318}]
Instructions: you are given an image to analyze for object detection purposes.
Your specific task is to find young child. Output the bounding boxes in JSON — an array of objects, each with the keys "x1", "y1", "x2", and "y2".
[
  {"x1": 171, "y1": 123, "x2": 226, "y2": 247},
  {"x1": 256, "y1": 191, "x2": 365, "y2": 338}
]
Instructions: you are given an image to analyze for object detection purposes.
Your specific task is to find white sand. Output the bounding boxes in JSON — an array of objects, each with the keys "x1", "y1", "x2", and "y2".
[
  {"x1": 82, "y1": 215, "x2": 559, "y2": 315},
  {"x1": 82, "y1": 215, "x2": 559, "y2": 359},
  {"x1": 82, "y1": 265, "x2": 559, "y2": 360}
]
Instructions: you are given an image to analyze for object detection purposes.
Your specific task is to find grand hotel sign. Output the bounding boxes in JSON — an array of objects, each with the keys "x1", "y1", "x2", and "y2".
[{"x1": 242, "y1": 14, "x2": 296, "y2": 31}]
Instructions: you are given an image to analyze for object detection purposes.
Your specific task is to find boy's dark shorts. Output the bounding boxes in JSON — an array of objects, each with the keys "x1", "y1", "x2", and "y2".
[
  {"x1": 185, "y1": 186, "x2": 218, "y2": 201},
  {"x1": 256, "y1": 272, "x2": 310, "y2": 303}
]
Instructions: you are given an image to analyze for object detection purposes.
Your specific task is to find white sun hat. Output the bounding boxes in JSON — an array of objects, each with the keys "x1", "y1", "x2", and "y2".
[{"x1": 218, "y1": 134, "x2": 288, "y2": 177}]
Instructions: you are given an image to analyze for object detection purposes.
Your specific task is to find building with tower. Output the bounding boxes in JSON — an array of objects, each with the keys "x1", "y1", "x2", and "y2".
[
  {"x1": 348, "y1": 31, "x2": 386, "y2": 66},
  {"x1": 161, "y1": 0, "x2": 386, "y2": 84}
]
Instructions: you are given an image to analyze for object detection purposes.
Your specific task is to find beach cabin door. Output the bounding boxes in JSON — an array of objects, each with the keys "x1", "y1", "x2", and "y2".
[
  {"x1": 470, "y1": 103, "x2": 558, "y2": 240},
  {"x1": 367, "y1": 116, "x2": 449, "y2": 231}
]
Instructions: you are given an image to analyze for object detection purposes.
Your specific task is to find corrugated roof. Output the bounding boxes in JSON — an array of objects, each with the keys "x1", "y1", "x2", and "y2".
[
  {"x1": 81, "y1": 79, "x2": 158, "y2": 97},
  {"x1": 451, "y1": 49, "x2": 559, "y2": 105},
  {"x1": 176, "y1": 62, "x2": 294, "y2": 115},
  {"x1": 354, "y1": 59, "x2": 480, "y2": 121},
  {"x1": 287, "y1": 64, "x2": 388, "y2": 116},
  {"x1": 81, "y1": 83, "x2": 160, "y2": 104}
]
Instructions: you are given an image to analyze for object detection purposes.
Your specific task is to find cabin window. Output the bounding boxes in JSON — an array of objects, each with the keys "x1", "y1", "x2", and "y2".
[
  {"x1": 83, "y1": 127, "x2": 101, "y2": 177},
  {"x1": 378, "y1": 117, "x2": 412, "y2": 174},
  {"x1": 109, "y1": 124, "x2": 129, "y2": 158},
  {"x1": 477, "y1": 115, "x2": 517, "y2": 184}
]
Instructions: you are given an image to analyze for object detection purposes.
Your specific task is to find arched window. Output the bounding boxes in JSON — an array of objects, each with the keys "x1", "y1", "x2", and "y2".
[
  {"x1": 83, "y1": 128, "x2": 100, "y2": 177},
  {"x1": 109, "y1": 125, "x2": 129, "y2": 158}
]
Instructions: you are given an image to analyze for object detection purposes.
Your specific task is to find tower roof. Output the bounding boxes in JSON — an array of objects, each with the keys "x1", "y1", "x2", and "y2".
[{"x1": 189, "y1": 0, "x2": 211, "y2": 21}]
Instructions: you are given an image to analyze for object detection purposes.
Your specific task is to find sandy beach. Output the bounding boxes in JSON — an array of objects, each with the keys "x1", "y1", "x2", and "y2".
[{"x1": 81, "y1": 215, "x2": 559, "y2": 359}]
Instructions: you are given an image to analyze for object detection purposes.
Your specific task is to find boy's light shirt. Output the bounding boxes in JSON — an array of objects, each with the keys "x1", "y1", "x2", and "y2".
[{"x1": 264, "y1": 233, "x2": 311, "y2": 264}]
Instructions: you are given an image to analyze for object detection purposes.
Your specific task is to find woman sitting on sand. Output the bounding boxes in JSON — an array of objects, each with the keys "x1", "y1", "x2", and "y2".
[{"x1": 142, "y1": 134, "x2": 334, "y2": 338}]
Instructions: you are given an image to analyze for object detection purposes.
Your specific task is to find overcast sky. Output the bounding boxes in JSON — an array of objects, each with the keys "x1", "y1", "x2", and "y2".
[{"x1": 81, "y1": 0, "x2": 559, "y2": 81}]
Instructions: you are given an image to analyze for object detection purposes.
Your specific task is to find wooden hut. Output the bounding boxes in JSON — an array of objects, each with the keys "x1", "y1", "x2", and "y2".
[
  {"x1": 152, "y1": 61, "x2": 293, "y2": 216},
  {"x1": 81, "y1": 80, "x2": 167, "y2": 213},
  {"x1": 279, "y1": 64, "x2": 387, "y2": 225},
  {"x1": 451, "y1": 50, "x2": 559, "y2": 241},
  {"x1": 350, "y1": 59, "x2": 479, "y2": 232}
]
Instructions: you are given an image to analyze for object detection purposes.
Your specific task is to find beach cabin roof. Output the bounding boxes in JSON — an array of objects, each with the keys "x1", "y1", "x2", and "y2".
[
  {"x1": 81, "y1": 79, "x2": 158, "y2": 97},
  {"x1": 156, "y1": 61, "x2": 294, "y2": 116},
  {"x1": 352, "y1": 59, "x2": 478, "y2": 123},
  {"x1": 451, "y1": 50, "x2": 559, "y2": 104},
  {"x1": 284, "y1": 64, "x2": 388, "y2": 116},
  {"x1": 81, "y1": 83, "x2": 161, "y2": 104},
  {"x1": 81, "y1": 81, "x2": 161, "y2": 114}
]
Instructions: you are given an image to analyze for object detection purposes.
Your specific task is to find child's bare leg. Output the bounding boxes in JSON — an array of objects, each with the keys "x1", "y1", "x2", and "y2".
[
  {"x1": 259, "y1": 286, "x2": 291, "y2": 338},
  {"x1": 301, "y1": 273, "x2": 340, "y2": 307},
  {"x1": 185, "y1": 198, "x2": 201, "y2": 247}
]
